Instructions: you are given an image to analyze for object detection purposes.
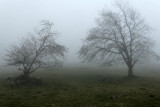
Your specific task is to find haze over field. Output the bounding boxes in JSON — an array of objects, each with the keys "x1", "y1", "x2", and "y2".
[
  {"x1": 1, "y1": 1, "x2": 160, "y2": 106},
  {"x1": 0, "y1": 0, "x2": 160, "y2": 67}
]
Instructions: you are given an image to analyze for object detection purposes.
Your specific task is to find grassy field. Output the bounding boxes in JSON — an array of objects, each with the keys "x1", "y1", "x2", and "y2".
[{"x1": 0, "y1": 67, "x2": 160, "y2": 107}]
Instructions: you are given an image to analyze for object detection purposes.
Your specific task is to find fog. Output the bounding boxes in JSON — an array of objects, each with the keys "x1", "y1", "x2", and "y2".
[{"x1": 0, "y1": 0, "x2": 160, "y2": 67}]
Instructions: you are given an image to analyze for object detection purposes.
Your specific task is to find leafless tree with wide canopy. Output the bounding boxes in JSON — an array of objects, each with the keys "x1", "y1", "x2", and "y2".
[
  {"x1": 79, "y1": 1, "x2": 155, "y2": 78},
  {"x1": 5, "y1": 20, "x2": 67, "y2": 79}
]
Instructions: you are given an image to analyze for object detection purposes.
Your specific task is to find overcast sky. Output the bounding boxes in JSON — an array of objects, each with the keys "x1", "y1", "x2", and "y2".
[{"x1": 0, "y1": 0, "x2": 160, "y2": 66}]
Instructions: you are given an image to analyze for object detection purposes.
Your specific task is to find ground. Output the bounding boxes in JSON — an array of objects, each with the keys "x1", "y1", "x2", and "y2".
[{"x1": 0, "y1": 67, "x2": 160, "y2": 107}]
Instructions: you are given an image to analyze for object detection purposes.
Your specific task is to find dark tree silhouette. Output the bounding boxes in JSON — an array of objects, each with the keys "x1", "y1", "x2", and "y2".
[
  {"x1": 5, "y1": 20, "x2": 67, "y2": 83},
  {"x1": 79, "y1": 1, "x2": 155, "y2": 78}
]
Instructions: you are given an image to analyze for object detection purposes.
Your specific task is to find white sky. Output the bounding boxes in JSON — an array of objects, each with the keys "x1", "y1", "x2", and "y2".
[{"x1": 0, "y1": 0, "x2": 160, "y2": 66}]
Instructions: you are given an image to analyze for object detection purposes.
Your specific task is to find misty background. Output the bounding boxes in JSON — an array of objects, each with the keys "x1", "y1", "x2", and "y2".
[{"x1": 0, "y1": 0, "x2": 160, "y2": 68}]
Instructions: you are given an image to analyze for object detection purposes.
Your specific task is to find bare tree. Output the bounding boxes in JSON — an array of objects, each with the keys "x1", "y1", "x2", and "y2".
[
  {"x1": 5, "y1": 20, "x2": 67, "y2": 79},
  {"x1": 79, "y1": 1, "x2": 155, "y2": 78}
]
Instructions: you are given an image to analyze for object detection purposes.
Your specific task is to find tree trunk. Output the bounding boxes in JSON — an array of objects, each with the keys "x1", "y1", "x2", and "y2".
[
  {"x1": 23, "y1": 70, "x2": 30, "y2": 79},
  {"x1": 128, "y1": 66, "x2": 134, "y2": 78}
]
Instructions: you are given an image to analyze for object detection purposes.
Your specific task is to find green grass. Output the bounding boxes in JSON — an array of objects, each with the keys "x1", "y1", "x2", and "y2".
[{"x1": 0, "y1": 67, "x2": 160, "y2": 107}]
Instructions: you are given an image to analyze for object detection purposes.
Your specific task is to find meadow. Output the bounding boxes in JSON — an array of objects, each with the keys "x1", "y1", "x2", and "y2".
[{"x1": 0, "y1": 66, "x2": 160, "y2": 107}]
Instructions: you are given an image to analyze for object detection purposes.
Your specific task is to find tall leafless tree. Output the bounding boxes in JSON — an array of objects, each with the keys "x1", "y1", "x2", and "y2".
[
  {"x1": 5, "y1": 20, "x2": 67, "y2": 78},
  {"x1": 79, "y1": 1, "x2": 155, "y2": 78}
]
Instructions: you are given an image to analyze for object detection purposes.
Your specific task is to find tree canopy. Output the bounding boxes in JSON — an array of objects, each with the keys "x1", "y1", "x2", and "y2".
[
  {"x1": 5, "y1": 20, "x2": 67, "y2": 77},
  {"x1": 79, "y1": 1, "x2": 155, "y2": 77}
]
